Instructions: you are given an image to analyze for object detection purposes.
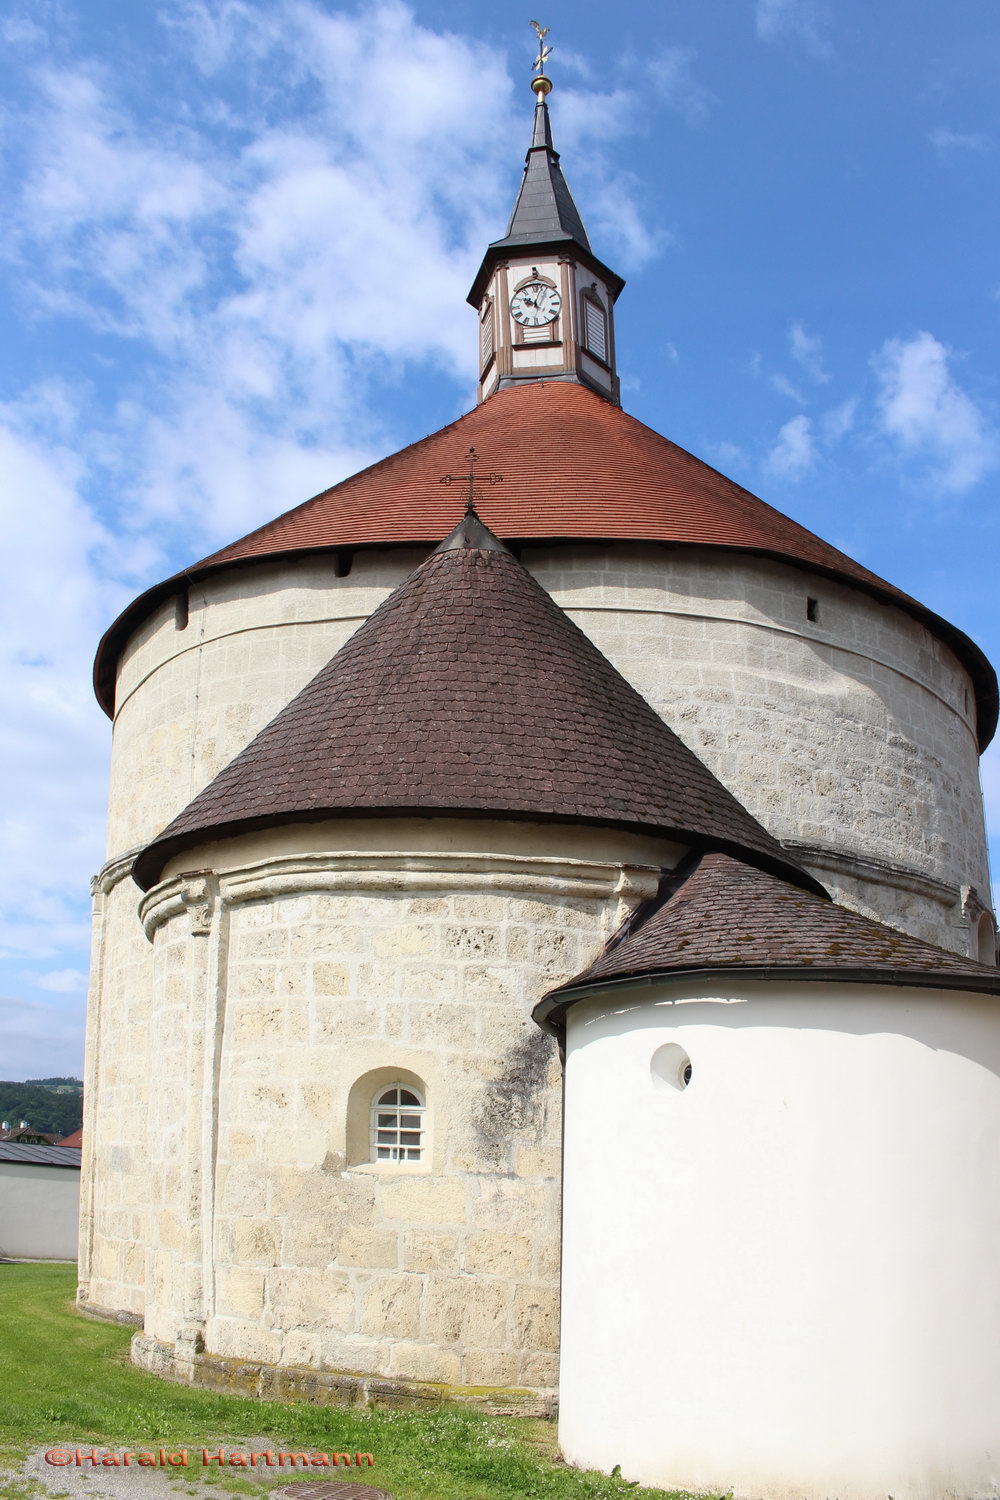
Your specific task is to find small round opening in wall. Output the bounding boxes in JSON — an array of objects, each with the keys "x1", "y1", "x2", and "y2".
[{"x1": 650, "y1": 1042, "x2": 692, "y2": 1092}]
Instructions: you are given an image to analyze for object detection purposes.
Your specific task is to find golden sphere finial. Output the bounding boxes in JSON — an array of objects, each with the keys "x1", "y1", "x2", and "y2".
[{"x1": 530, "y1": 20, "x2": 553, "y2": 93}]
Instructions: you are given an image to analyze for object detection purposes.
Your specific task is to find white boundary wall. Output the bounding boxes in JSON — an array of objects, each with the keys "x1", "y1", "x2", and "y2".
[{"x1": 0, "y1": 1161, "x2": 80, "y2": 1260}]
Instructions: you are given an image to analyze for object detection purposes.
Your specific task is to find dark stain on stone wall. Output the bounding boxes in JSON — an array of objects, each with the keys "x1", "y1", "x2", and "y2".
[{"x1": 472, "y1": 1028, "x2": 556, "y2": 1168}]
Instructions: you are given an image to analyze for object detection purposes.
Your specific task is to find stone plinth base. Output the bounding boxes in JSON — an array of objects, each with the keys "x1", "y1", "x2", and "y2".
[
  {"x1": 76, "y1": 1294, "x2": 144, "y2": 1327},
  {"x1": 131, "y1": 1333, "x2": 556, "y2": 1418}
]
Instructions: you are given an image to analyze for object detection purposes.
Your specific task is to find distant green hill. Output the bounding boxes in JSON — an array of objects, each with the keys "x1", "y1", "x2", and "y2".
[
  {"x1": 0, "y1": 1081, "x2": 83, "y2": 1137},
  {"x1": 24, "y1": 1077, "x2": 84, "y2": 1095}
]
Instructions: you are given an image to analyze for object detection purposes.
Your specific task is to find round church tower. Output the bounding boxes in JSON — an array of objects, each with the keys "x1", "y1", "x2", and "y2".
[{"x1": 80, "y1": 59, "x2": 997, "y2": 1428}]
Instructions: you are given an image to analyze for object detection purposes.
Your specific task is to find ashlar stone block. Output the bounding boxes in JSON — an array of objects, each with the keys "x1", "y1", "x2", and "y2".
[{"x1": 362, "y1": 1275, "x2": 421, "y2": 1339}]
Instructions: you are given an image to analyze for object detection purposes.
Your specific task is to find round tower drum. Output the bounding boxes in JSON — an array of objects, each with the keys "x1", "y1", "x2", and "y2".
[{"x1": 103, "y1": 539, "x2": 988, "y2": 953}]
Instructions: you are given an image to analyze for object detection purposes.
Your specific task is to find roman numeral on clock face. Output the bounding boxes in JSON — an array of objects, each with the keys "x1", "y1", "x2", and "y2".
[{"x1": 511, "y1": 282, "x2": 562, "y2": 326}]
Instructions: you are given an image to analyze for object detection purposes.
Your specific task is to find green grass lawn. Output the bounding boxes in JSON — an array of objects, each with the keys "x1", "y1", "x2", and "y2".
[{"x1": 0, "y1": 1264, "x2": 712, "y2": 1500}]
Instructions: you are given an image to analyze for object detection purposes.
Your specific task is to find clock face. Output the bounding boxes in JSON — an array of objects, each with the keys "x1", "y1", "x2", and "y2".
[{"x1": 510, "y1": 281, "x2": 562, "y2": 327}]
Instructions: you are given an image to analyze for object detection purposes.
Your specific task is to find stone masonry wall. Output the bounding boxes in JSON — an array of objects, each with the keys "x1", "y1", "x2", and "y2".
[
  {"x1": 82, "y1": 538, "x2": 994, "y2": 1335},
  {"x1": 104, "y1": 544, "x2": 991, "y2": 950},
  {"x1": 102, "y1": 821, "x2": 667, "y2": 1391}
]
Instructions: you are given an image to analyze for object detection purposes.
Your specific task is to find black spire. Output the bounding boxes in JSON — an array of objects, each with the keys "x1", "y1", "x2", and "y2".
[
  {"x1": 492, "y1": 88, "x2": 592, "y2": 253},
  {"x1": 467, "y1": 70, "x2": 623, "y2": 310}
]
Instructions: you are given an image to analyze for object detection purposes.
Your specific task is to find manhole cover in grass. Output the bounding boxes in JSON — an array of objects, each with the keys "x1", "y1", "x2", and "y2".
[{"x1": 280, "y1": 1485, "x2": 393, "y2": 1500}]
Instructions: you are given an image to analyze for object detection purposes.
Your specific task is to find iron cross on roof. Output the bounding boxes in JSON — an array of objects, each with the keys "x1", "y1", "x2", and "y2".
[{"x1": 439, "y1": 448, "x2": 503, "y2": 516}]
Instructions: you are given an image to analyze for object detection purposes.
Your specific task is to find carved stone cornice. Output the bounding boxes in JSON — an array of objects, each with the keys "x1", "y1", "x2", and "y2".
[
  {"x1": 90, "y1": 847, "x2": 141, "y2": 897},
  {"x1": 139, "y1": 871, "x2": 218, "y2": 941},
  {"x1": 137, "y1": 849, "x2": 663, "y2": 939}
]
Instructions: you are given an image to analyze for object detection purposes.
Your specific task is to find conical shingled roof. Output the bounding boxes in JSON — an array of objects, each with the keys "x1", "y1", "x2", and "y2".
[
  {"x1": 92, "y1": 382, "x2": 998, "y2": 747},
  {"x1": 132, "y1": 521, "x2": 821, "y2": 893},
  {"x1": 534, "y1": 852, "x2": 1000, "y2": 1032}
]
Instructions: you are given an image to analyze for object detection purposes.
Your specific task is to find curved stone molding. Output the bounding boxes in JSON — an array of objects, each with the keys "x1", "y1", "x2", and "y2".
[
  {"x1": 140, "y1": 850, "x2": 662, "y2": 939},
  {"x1": 219, "y1": 850, "x2": 662, "y2": 907},
  {"x1": 90, "y1": 847, "x2": 140, "y2": 897},
  {"x1": 785, "y1": 840, "x2": 957, "y2": 906}
]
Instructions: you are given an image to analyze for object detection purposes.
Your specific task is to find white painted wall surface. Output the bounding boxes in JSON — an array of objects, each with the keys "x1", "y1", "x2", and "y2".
[
  {"x1": 559, "y1": 978, "x2": 1000, "y2": 1500},
  {"x1": 0, "y1": 1163, "x2": 80, "y2": 1260}
]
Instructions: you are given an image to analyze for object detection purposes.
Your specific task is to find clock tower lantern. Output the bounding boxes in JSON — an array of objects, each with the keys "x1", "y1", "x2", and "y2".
[{"x1": 467, "y1": 63, "x2": 624, "y2": 405}]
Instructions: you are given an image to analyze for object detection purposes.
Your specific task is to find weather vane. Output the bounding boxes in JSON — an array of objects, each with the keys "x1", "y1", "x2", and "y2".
[
  {"x1": 530, "y1": 20, "x2": 552, "y2": 79},
  {"x1": 440, "y1": 448, "x2": 503, "y2": 516}
]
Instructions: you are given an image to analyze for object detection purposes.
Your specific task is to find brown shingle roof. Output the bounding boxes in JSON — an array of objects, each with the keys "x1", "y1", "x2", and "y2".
[
  {"x1": 535, "y1": 852, "x2": 1000, "y2": 1030},
  {"x1": 132, "y1": 519, "x2": 821, "y2": 894},
  {"x1": 92, "y1": 381, "x2": 997, "y2": 747}
]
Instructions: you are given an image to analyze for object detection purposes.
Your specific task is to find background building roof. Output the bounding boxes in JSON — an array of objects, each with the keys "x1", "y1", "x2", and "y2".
[
  {"x1": 0, "y1": 1142, "x2": 82, "y2": 1168},
  {"x1": 133, "y1": 520, "x2": 821, "y2": 894},
  {"x1": 92, "y1": 381, "x2": 998, "y2": 747}
]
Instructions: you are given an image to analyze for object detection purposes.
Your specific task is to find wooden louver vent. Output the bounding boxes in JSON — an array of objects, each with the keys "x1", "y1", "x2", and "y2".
[
  {"x1": 583, "y1": 296, "x2": 608, "y2": 363},
  {"x1": 480, "y1": 305, "x2": 494, "y2": 366}
]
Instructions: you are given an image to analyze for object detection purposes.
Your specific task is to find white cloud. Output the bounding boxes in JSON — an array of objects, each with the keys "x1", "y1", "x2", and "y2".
[
  {"x1": 872, "y1": 332, "x2": 998, "y2": 494},
  {"x1": 36, "y1": 969, "x2": 89, "y2": 994},
  {"x1": 982, "y1": 744, "x2": 1000, "y2": 840},
  {"x1": 0, "y1": 410, "x2": 118, "y2": 968},
  {"x1": 0, "y1": 0, "x2": 667, "y2": 1076},
  {"x1": 770, "y1": 372, "x2": 807, "y2": 404},
  {"x1": 755, "y1": 0, "x2": 831, "y2": 55},
  {"x1": 766, "y1": 414, "x2": 816, "y2": 479},
  {"x1": 928, "y1": 129, "x2": 989, "y2": 156},
  {"x1": 0, "y1": 996, "x2": 85, "y2": 1081},
  {"x1": 789, "y1": 322, "x2": 829, "y2": 382},
  {"x1": 646, "y1": 47, "x2": 717, "y2": 127},
  {"x1": 822, "y1": 397, "x2": 857, "y2": 442}
]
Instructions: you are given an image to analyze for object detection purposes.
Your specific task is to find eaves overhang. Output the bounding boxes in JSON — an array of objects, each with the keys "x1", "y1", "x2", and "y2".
[
  {"x1": 532, "y1": 963, "x2": 1000, "y2": 1036},
  {"x1": 466, "y1": 237, "x2": 626, "y2": 310},
  {"x1": 131, "y1": 807, "x2": 831, "y2": 895}
]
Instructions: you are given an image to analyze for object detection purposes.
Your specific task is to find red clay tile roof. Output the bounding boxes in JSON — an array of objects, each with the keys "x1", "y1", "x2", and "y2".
[
  {"x1": 535, "y1": 852, "x2": 1000, "y2": 1030},
  {"x1": 132, "y1": 520, "x2": 823, "y2": 894},
  {"x1": 55, "y1": 1128, "x2": 83, "y2": 1148},
  {"x1": 92, "y1": 381, "x2": 998, "y2": 746}
]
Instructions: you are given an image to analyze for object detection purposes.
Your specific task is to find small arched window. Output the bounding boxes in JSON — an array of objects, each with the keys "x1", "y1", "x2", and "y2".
[
  {"x1": 977, "y1": 912, "x2": 997, "y2": 967},
  {"x1": 581, "y1": 287, "x2": 609, "y2": 364},
  {"x1": 371, "y1": 1084, "x2": 425, "y2": 1162}
]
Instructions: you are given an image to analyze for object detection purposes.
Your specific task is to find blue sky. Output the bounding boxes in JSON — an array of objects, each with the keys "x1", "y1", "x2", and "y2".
[{"x1": 0, "y1": 0, "x2": 997, "y2": 1078}]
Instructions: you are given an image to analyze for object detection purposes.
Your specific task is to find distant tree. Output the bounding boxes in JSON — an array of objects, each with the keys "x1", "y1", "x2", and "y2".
[{"x1": 0, "y1": 1083, "x2": 83, "y2": 1136}]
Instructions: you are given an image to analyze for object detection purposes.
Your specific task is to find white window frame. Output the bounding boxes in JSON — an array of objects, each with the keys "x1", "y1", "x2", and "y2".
[{"x1": 370, "y1": 1083, "x2": 426, "y2": 1163}]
